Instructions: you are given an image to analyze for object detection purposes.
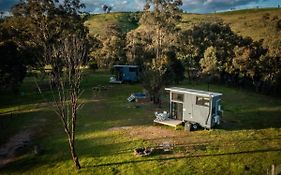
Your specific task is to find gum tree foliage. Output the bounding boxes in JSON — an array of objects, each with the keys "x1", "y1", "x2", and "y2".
[
  {"x1": 180, "y1": 20, "x2": 281, "y2": 94},
  {"x1": 199, "y1": 46, "x2": 218, "y2": 75},
  {"x1": 183, "y1": 22, "x2": 268, "y2": 88},
  {"x1": 0, "y1": 15, "x2": 38, "y2": 91},
  {"x1": 0, "y1": 40, "x2": 26, "y2": 91},
  {"x1": 0, "y1": 21, "x2": 26, "y2": 91},
  {"x1": 184, "y1": 21, "x2": 281, "y2": 94},
  {"x1": 182, "y1": 22, "x2": 242, "y2": 73},
  {"x1": 102, "y1": 4, "x2": 112, "y2": 13},
  {"x1": 260, "y1": 15, "x2": 281, "y2": 94},
  {"x1": 11, "y1": 0, "x2": 90, "y2": 169},
  {"x1": 91, "y1": 23, "x2": 126, "y2": 69},
  {"x1": 126, "y1": 0, "x2": 183, "y2": 104}
]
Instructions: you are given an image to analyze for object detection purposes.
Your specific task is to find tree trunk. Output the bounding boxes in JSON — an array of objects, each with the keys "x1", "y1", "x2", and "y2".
[
  {"x1": 68, "y1": 138, "x2": 81, "y2": 169},
  {"x1": 70, "y1": 91, "x2": 80, "y2": 169}
]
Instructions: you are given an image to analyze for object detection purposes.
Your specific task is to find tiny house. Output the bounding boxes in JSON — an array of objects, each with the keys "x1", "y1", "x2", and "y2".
[
  {"x1": 109, "y1": 65, "x2": 139, "y2": 83},
  {"x1": 164, "y1": 87, "x2": 223, "y2": 130}
]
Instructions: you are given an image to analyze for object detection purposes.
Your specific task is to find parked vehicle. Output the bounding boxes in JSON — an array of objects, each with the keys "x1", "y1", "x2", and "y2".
[
  {"x1": 163, "y1": 87, "x2": 223, "y2": 131},
  {"x1": 109, "y1": 65, "x2": 139, "y2": 84}
]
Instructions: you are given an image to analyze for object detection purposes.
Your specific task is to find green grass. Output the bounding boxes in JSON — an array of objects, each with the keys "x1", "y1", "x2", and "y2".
[
  {"x1": 181, "y1": 8, "x2": 281, "y2": 43},
  {"x1": 216, "y1": 8, "x2": 281, "y2": 15},
  {"x1": 85, "y1": 12, "x2": 139, "y2": 37},
  {"x1": 0, "y1": 70, "x2": 281, "y2": 174}
]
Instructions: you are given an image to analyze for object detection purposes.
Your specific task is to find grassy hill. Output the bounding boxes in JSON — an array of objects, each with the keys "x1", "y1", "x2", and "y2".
[
  {"x1": 85, "y1": 12, "x2": 140, "y2": 37},
  {"x1": 214, "y1": 8, "x2": 281, "y2": 42},
  {"x1": 86, "y1": 8, "x2": 281, "y2": 44}
]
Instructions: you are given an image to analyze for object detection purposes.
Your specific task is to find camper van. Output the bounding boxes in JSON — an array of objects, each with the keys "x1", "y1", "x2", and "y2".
[
  {"x1": 109, "y1": 65, "x2": 139, "y2": 84},
  {"x1": 155, "y1": 87, "x2": 223, "y2": 131}
]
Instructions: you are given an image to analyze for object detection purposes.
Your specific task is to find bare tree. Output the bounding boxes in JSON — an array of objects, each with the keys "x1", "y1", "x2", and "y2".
[
  {"x1": 11, "y1": 0, "x2": 89, "y2": 169},
  {"x1": 48, "y1": 33, "x2": 88, "y2": 169}
]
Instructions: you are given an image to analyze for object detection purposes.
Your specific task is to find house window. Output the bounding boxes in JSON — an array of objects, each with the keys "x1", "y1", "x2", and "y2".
[
  {"x1": 172, "y1": 93, "x2": 184, "y2": 102},
  {"x1": 196, "y1": 96, "x2": 210, "y2": 107}
]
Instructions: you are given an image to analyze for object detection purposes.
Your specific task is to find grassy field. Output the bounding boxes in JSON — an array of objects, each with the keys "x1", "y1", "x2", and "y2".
[{"x1": 0, "y1": 70, "x2": 281, "y2": 174}]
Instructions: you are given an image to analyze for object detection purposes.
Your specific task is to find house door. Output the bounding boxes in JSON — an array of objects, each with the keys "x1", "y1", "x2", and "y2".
[{"x1": 171, "y1": 102, "x2": 183, "y2": 120}]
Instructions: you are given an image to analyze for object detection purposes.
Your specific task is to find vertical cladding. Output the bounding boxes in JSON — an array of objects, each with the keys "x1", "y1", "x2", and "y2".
[{"x1": 166, "y1": 87, "x2": 222, "y2": 129}]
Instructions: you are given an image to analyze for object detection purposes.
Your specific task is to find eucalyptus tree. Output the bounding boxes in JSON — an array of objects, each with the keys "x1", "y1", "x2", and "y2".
[
  {"x1": 11, "y1": 0, "x2": 90, "y2": 169},
  {"x1": 126, "y1": 0, "x2": 183, "y2": 104},
  {"x1": 92, "y1": 23, "x2": 126, "y2": 68},
  {"x1": 199, "y1": 46, "x2": 219, "y2": 75},
  {"x1": 0, "y1": 10, "x2": 40, "y2": 91}
]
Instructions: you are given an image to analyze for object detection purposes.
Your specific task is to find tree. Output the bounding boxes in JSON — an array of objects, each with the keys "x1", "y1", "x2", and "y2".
[
  {"x1": 259, "y1": 38, "x2": 281, "y2": 94},
  {"x1": 126, "y1": 0, "x2": 183, "y2": 104},
  {"x1": 102, "y1": 4, "x2": 112, "y2": 13},
  {"x1": 91, "y1": 23, "x2": 126, "y2": 68},
  {"x1": 102, "y1": 4, "x2": 108, "y2": 12},
  {"x1": 11, "y1": 0, "x2": 90, "y2": 169},
  {"x1": 0, "y1": 41, "x2": 26, "y2": 91},
  {"x1": 200, "y1": 46, "x2": 218, "y2": 75},
  {"x1": 181, "y1": 22, "x2": 270, "y2": 89},
  {"x1": 126, "y1": 30, "x2": 147, "y2": 66},
  {"x1": 0, "y1": 15, "x2": 38, "y2": 91},
  {"x1": 165, "y1": 51, "x2": 185, "y2": 84}
]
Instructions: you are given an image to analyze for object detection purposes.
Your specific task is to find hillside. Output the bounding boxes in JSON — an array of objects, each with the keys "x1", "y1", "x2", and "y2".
[
  {"x1": 86, "y1": 8, "x2": 281, "y2": 45},
  {"x1": 215, "y1": 8, "x2": 281, "y2": 42},
  {"x1": 85, "y1": 12, "x2": 140, "y2": 37}
]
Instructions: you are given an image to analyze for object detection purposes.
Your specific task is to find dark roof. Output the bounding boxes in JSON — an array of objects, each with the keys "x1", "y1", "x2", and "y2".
[{"x1": 113, "y1": 65, "x2": 138, "y2": 68}]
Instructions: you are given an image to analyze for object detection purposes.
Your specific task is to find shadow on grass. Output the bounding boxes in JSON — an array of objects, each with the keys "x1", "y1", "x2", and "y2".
[
  {"x1": 76, "y1": 133, "x2": 281, "y2": 159},
  {"x1": 1, "y1": 134, "x2": 280, "y2": 173},
  {"x1": 183, "y1": 82, "x2": 281, "y2": 131},
  {"x1": 221, "y1": 110, "x2": 281, "y2": 131},
  {"x1": 0, "y1": 150, "x2": 73, "y2": 174},
  {"x1": 88, "y1": 147, "x2": 281, "y2": 168}
]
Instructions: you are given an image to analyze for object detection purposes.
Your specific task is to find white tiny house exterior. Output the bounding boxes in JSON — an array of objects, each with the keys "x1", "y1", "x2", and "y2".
[{"x1": 165, "y1": 87, "x2": 223, "y2": 130}]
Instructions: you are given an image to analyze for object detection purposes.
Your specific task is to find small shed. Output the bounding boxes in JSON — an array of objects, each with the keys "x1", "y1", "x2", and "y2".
[
  {"x1": 109, "y1": 65, "x2": 139, "y2": 84},
  {"x1": 155, "y1": 87, "x2": 223, "y2": 130}
]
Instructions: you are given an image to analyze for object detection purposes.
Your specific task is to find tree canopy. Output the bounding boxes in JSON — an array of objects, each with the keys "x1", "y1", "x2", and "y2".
[
  {"x1": 8, "y1": 0, "x2": 90, "y2": 169},
  {"x1": 126, "y1": 0, "x2": 184, "y2": 104}
]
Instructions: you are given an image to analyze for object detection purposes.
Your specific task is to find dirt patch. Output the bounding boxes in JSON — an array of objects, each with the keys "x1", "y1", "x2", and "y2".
[
  {"x1": 127, "y1": 126, "x2": 190, "y2": 143},
  {"x1": 0, "y1": 115, "x2": 47, "y2": 169},
  {"x1": 108, "y1": 126, "x2": 133, "y2": 131},
  {"x1": 0, "y1": 130, "x2": 32, "y2": 168}
]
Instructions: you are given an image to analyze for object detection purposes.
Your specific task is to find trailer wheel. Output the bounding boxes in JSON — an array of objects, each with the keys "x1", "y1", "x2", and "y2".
[
  {"x1": 191, "y1": 123, "x2": 199, "y2": 131},
  {"x1": 184, "y1": 122, "x2": 191, "y2": 132}
]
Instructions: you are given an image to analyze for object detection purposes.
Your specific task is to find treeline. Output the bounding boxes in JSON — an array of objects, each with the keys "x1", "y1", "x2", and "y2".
[
  {"x1": 181, "y1": 22, "x2": 281, "y2": 95},
  {"x1": 0, "y1": 0, "x2": 280, "y2": 99},
  {"x1": 89, "y1": 5, "x2": 281, "y2": 98}
]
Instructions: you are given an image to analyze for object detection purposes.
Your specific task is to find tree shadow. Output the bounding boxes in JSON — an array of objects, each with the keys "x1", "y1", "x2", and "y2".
[
  {"x1": 87, "y1": 147, "x2": 281, "y2": 168},
  {"x1": 75, "y1": 131, "x2": 281, "y2": 158},
  {"x1": 221, "y1": 110, "x2": 281, "y2": 131}
]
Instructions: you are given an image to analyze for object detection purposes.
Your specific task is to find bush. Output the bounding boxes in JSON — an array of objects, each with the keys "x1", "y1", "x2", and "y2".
[{"x1": 88, "y1": 60, "x2": 98, "y2": 72}]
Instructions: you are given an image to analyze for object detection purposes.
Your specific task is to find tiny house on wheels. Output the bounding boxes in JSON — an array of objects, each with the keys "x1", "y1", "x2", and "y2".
[
  {"x1": 154, "y1": 87, "x2": 223, "y2": 131},
  {"x1": 109, "y1": 65, "x2": 139, "y2": 84}
]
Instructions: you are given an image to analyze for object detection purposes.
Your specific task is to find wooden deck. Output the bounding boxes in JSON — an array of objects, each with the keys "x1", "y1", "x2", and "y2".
[
  {"x1": 154, "y1": 118, "x2": 183, "y2": 127},
  {"x1": 109, "y1": 80, "x2": 122, "y2": 84}
]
